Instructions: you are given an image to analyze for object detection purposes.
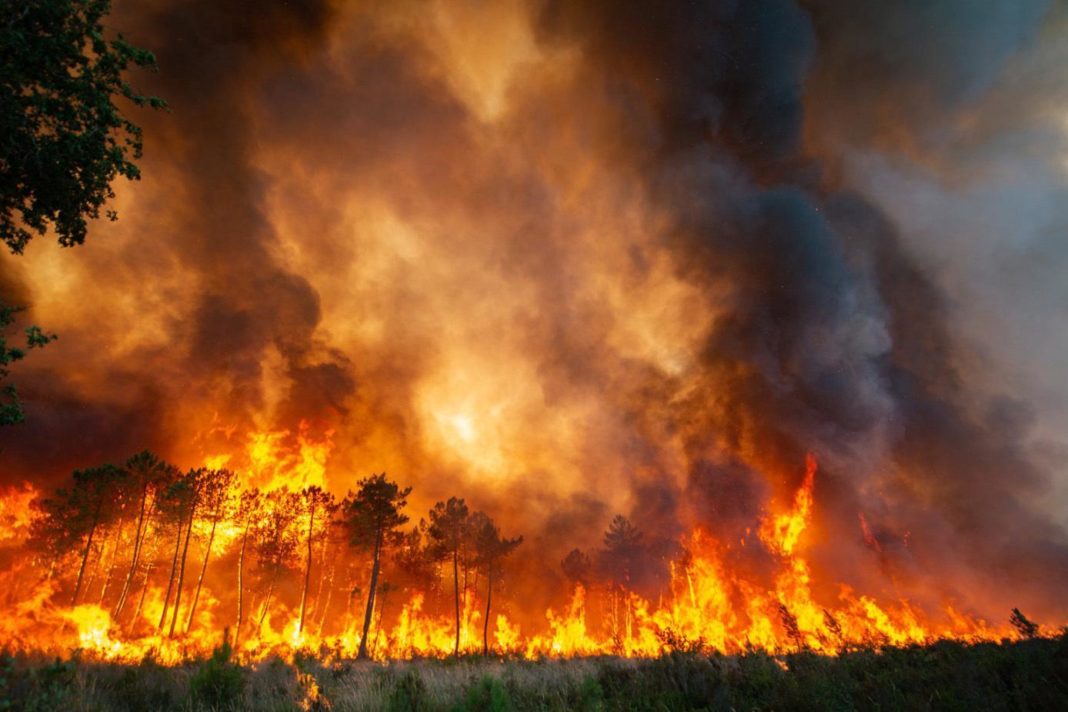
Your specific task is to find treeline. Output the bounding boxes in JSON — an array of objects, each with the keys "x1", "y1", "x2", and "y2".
[{"x1": 26, "y1": 452, "x2": 535, "y2": 657}]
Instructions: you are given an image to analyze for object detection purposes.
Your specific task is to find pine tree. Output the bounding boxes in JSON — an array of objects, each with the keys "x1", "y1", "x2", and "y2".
[
  {"x1": 341, "y1": 474, "x2": 411, "y2": 659},
  {"x1": 427, "y1": 497, "x2": 470, "y2": 656}
]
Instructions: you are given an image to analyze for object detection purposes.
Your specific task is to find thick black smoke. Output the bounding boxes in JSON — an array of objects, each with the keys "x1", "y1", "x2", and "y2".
[{"x1": 536, "y1": 0, "x2": 1068, "y2": 614}]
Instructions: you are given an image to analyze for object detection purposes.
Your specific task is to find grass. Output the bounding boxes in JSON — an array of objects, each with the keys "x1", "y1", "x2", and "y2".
[{"x1": 2, "y1": 633, "x2": 1067, "y2": 711}]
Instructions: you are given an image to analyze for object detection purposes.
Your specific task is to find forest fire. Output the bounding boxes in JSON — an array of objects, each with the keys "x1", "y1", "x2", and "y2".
[
  {"x1": 0, "y1": 441, "x2": 1020, "y2": 665},
  {"x1": 1, "y1": 1, "x2": 1067, "y2": 694}
]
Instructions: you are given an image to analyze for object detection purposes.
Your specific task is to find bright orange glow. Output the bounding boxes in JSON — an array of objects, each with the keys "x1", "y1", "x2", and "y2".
[{"x1": 0, "y1": 453, "x2": 1029, "y2": 664}]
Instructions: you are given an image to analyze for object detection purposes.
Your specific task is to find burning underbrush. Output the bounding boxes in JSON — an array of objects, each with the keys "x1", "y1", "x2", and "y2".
[{"x1": 0, "y1": 429, "x2": 1052, "y2": 668}]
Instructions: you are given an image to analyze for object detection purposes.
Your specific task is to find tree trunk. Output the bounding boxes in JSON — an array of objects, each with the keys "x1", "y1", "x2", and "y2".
[
  {"x1": 311, "y1": 537, "x2": 329, "y2": 628},
  {"x1": 235, "y1": 519, "x2": 250, "y2": 645},
  {"x1": 257, "y1": 577, "x2": 276, "y2": 630},
  {"x1": 357, "y1": 528, "x2": 383, "y2": 659},
  {"x1": 452, "y1": 547, "x2": 461, "y2": 656},
  {"x1": 131, "y1": 562, "x2": 153, "y2": 631},
  {"x1": 96, "y1": 522, "x2": 125, "y2": 605},
  {"x1": 97, "y1": 544, "x2": 116, "y2": 605},
  {"x1": 72, "y1": 504, "x2": 102, "y2": 606},
  {"x1": 316, "y1": 554, "x2": 337, "y2": 636},
  {"x1": 82, "y1": 535, "x2": 105, "y2": 604},
  {"x1": 185, "y1": 510, "x2": 219, "y2": 633},
  {"x1": 372, "y1": 585, "x2": 390, "y2": 658},
  {"x1": 298, "y1": 502, "x2": 315, "y2": 635},
  {"x1": 158, "y1": 516, "x2": 184, "y2": 631},
  {"x1": 483, "y1": 569, "x2": 493, "y2": 656},
  {"x1": 114, "y1": 484, "x2": 149, "y2": 617},
  {"x1": 168, "y1": 498, "x2": 197, "y2": 637}
]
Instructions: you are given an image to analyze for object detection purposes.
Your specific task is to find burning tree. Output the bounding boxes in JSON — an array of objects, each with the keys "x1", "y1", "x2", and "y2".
[
  {"x1": 233, "y1": 488, "x2": 262, "y2": 644},
  {"x1": 427, "y1": 497, "x2": 470, "y2": 656},
  {"x1": 28, "y1": 464, "x2": 127, "y2": 606},
  {"x1": 341, "y1": 474, "x2": 411, "y2": 659},
  {"x1": 250, "y1": 488, "x2": 301, "y2": 631},
  {"x1": 297, "y1": 485, "x2": 336, "y2": 637},
  {"x1": 112, "y1": 452, "x2": 178, "y2": 621},
  {"x1": 561, "y1": 548, "x2": 593, "y2": 591},
  {"x1": 472, "y1": 516, "x2": 522, "y2": 655},
  {"x1": 599, "y1": 515, "x2": 644, "y2": 644},
  {"x1": 185, "y1": 468, "x2": 236, "y2": 633},
  {"x1": 156, "y1": 468, "x2": 206, "y2": 636}
]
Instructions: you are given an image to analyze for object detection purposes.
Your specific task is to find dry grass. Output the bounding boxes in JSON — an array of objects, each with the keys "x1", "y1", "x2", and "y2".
[{"x1": 4, "y1": 633, "x2": 1067, "y2": 711}]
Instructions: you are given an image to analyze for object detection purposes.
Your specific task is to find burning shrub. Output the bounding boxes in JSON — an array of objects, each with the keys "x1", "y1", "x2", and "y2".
[{"x1": 1010, "y1": 608, "x2": 1040, "y2": 640}]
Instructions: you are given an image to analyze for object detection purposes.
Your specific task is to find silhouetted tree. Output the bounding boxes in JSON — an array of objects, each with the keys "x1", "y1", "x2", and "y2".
[
  {"x1": 233, "y1": 488, "x2": 261, "y2": 644},
  {"x1": 1, "y1": 0, "x2": 164, "y2": 253},
  {"x1": 561, "y1": 548, "x2": 592, "y2": 590},
  {"x1": 599, "y1": 514, "x2": 643, "y2": 641},
  {"x1": 167, "y1": 468, "x2": 208, "y2": 636},
  {"x1": 599, "y1": 515, "x2": 643, "y2": 590},
  {"x1": 113, "y1": 451, "x2": 177, "y2": 619},
  {"x1": 778, "y1": 603, "x2": 804, "y2": 652},
  {"x1": 63, "y1": 465, "x2": 126, "y2": 605},
  {"x1": 185, "y1": 468, "x2": 236, "y2": 633},
  {"x1": 297, "y1": 485, "x2": 336, "y2": 636},
  {"x1": 0, "y1": 306, "x2": 55, "y2": 425},
  {"x1": 1010, "y1": 608, "x2": 1040, "y2": 639},
  {"x1": 427, "y1": 497, "x2": 470, "y2": 656},
  {"x1": 155, "y1": 469, "x2": 201, "y2": 632},
  {"x1": 341, "y1": 474, "x2": 411, "y2": 659},
  {"x1": 28, "y1": 465, "x2": 124, "y2": 599},
  {"x1": 251, "y1": 488, "x2": 301, "y2": 630},
  {"x1": 472, "y1": 516, "x2": 522, "y2": 655},
  {"x1": 392, "y1": 522, "x2": 439, "y2": 597}
]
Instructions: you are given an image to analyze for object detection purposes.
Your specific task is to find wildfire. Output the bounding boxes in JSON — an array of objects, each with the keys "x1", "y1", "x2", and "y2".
[
  {"x1": 0, "y1": 449, "x2": 1033, "y2": 666},
  {"x1": 0, "y1": 482, "x2": 39, "y2": 544}
]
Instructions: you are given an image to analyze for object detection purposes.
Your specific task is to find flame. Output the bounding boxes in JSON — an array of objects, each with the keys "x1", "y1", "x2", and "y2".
[
  {"x1": 0, "y1": 483, "x2": 39, "y2": 545},
  {"x1": 0, "y1": 452, "x2": 1042, "y2": 664}
]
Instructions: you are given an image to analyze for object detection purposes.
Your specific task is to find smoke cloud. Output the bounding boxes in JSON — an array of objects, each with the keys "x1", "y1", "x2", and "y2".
[{"x1": 1, "y1": 0, "x2": 1065, "y2": 621}]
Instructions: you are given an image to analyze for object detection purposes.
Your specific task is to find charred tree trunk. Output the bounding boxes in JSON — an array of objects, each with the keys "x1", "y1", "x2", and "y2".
[
  {"x1": 115, "y1": 486, "x2": 150, "y2": 617},
  {"x1": 157, "y1": 516, "x2": 184, "y2": 631},
  {"x1": 185, "y1": 509, "x2": 219, "y2": 633},
  {"x1": 372, "y1": 585, "x2": 390, "y2": 658},
  {"x1": 483, "y1": 569, "x2": 493, "y2": 656},
  {"x1": 234, "y1": 519, "x2": 251, "y2": 645},
  {"x1": 96, "y1": 522, "x2": 127, "y2": 605},
  {"x1": 452, "y1": 547, "x2": 461, "y2": 656},
  {"x1": 257, "y1": 577, "x2": 276, "y2": 631},
  {"x1": 169, "y1": 499, "x2": 197, "y2": 637},
  {"x1": 72, "y1": 502, "x2": 102, "y2": 606},
  {"x1": 311, "y1": 537, "x2": 329, "y2": 627},
  {"x1": 131, "y1": 561, "x2": 153, "y2": 631},
  {"x1": 357, "y1": 528, "x2": 382, "y2": 659},
  {"x1": 316, "y1": 554, "x2": 337, "y2": 636},
  {"x1": 298, "y1": 503, "x2": 316, "y2": 635}
]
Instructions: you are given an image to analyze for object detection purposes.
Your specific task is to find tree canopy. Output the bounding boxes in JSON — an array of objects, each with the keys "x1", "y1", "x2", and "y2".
[
  {"x1": 1, "y1": 0, "x2": 165, "y2": 254},
  {"x1": 0, "y1": 305, "x2": 54, "y2": 425},
  {"x1": 0, "y1": 0, "x2": 163, "y2": 425}
]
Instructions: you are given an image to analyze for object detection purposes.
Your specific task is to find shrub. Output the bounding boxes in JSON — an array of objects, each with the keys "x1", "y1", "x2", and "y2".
[
  {"x1": 190, "y1": 639, "x2": 245, "y2": 710},
  {"x1": 388, "y1": 669, "x2": 429, "y2": 712},
  {"x1": 458, "y1": 675, "x2": 513, "y2": 712}
]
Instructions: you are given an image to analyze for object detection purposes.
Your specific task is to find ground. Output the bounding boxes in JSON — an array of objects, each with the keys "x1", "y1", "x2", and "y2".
[{"x1": 4, "y1": 634, "x2": 1068, "y2": 711}]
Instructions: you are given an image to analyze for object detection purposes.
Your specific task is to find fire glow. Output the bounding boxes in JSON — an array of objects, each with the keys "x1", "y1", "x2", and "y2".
[
  {"x1": 0, "y1": 437, "x2": 1022, "y2": 664},
  {"x1": 1, "y1": 0, "x2": 1066, "y2": 669}
]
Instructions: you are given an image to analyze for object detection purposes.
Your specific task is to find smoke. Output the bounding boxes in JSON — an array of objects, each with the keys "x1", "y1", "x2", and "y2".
[{"x1": 1, "y1": 0, "x2": 1065, "y2": 621}]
